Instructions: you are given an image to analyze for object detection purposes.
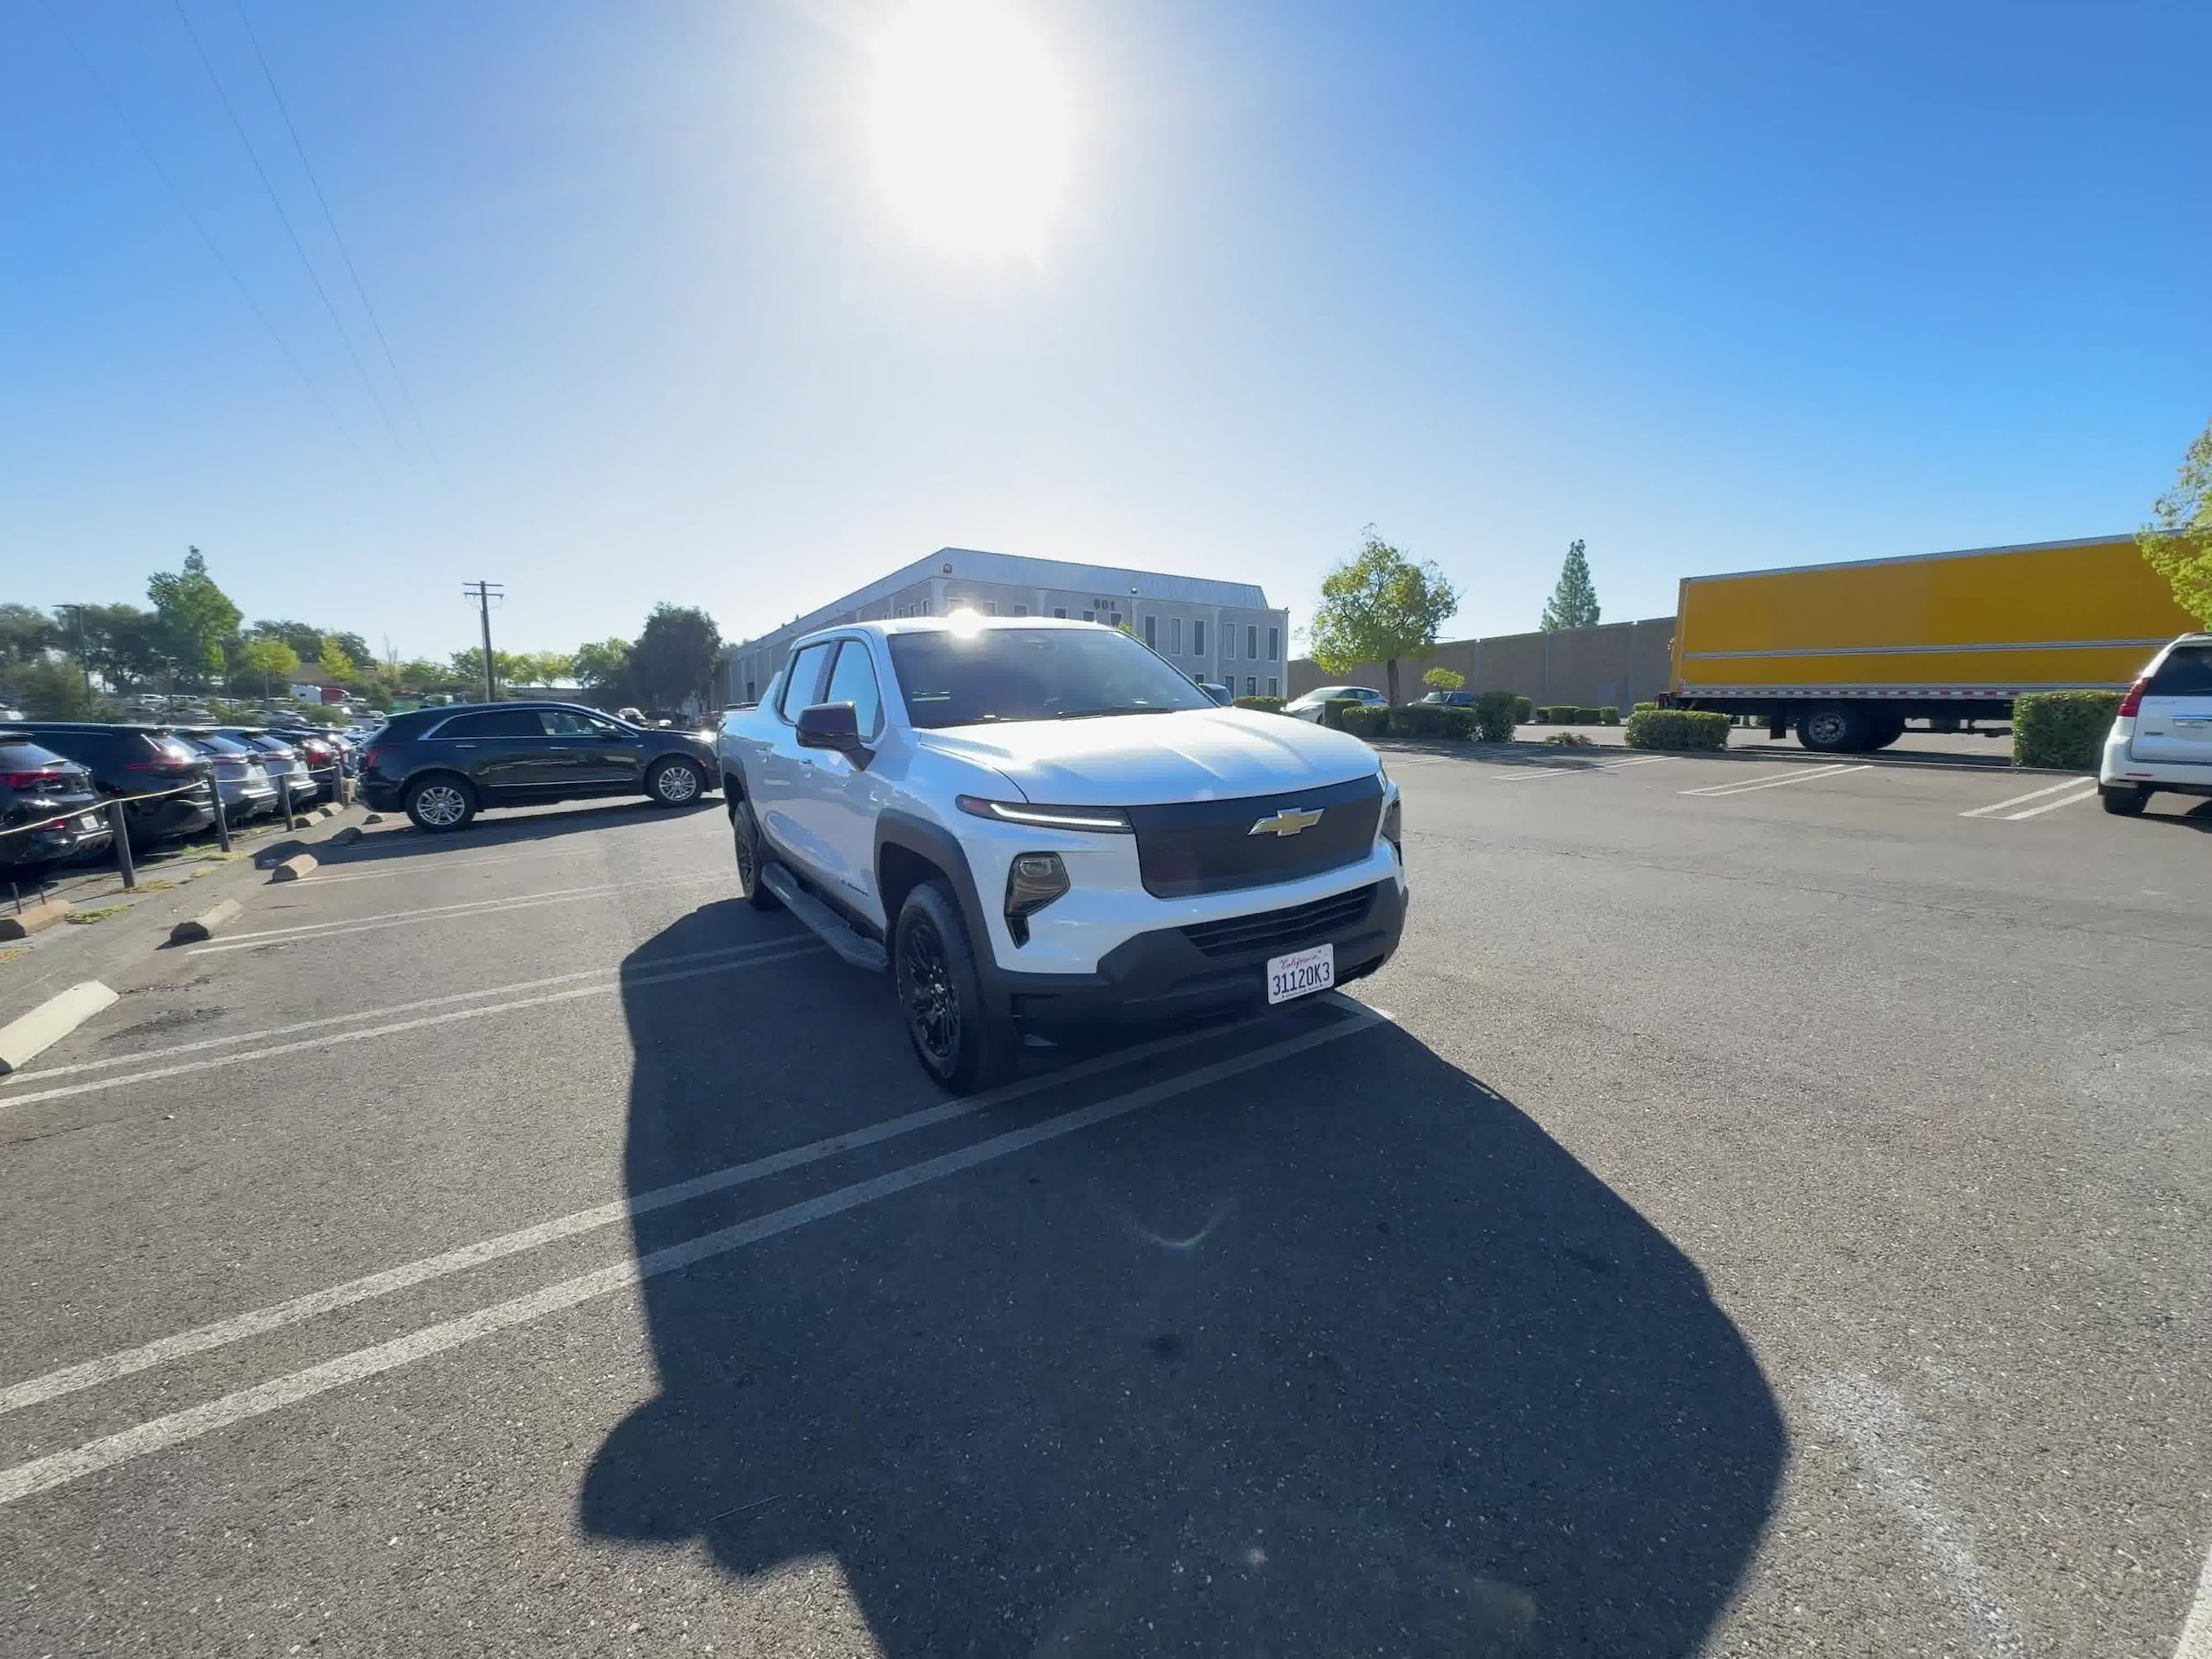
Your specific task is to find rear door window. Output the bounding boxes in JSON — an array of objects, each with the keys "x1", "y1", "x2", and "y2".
[
  {"x1": 440, "y1": 710, "x2": 547, "y2": 739},
  {"x1": 2148, "y1": 647, "x2": 2212, "y2": 696}
]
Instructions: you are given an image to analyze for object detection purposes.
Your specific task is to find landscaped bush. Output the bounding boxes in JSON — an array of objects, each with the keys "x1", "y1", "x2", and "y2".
[
  {"x1": 2012, "y1": 690, "x2": 2123, "y2": 770},
  {"x1": 1337, "y1": 703, "x2": 1391, "y2": 740},
  {"x1": 1509, "y1": 695, "x2": 1532, "y2": 725},
  {"x1": 1470, "y1": 690, "x2": 1520, "y2": 742},
  {"x1": 1233, "y1": 695, "x2": 1286, "y2": 713},
  {"x1": 1572, "y1": 706, "x2": 1604, "y2": 724},
  {"x1": 1632, "y1": 701, "x2": 1660, "y2": 715},
  {"x1": 1624, "y1": 709, "x2": 1732, "y2": 750},
  {"x1": 1598, "y1": 705, "x2": 1620, "y2": 724},
  {"x1": 1390, "y1": 702, "x2": 1477, "y2": 741},
  {"x1": 1536, "y1": 705, "x2": 1577, "y2": 724}
]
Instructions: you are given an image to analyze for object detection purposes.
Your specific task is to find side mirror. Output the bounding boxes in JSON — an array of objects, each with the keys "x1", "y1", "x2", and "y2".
[{"x1": 795, "y1": 702, "x2": 865, "y2": 756}]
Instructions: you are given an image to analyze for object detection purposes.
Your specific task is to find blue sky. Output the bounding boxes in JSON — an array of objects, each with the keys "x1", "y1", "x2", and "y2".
[{"x1": 4, "y1": 0, "x2": 2207, "y2": 660}]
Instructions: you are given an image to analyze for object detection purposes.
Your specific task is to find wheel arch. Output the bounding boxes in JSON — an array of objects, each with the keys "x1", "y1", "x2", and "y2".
[{"x1": 875, "y1": 810, "x2": 1003, "y2": 1009}]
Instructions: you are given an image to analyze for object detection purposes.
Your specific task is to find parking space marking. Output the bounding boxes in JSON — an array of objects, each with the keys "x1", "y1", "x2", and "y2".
[
  {"x1": 1680, "y1": 763, "x2": 1871, "y2": 797},
  {"x1": 312, "y1": 844, "x2": 611, "y2": 884},
  {"x1": 1488, "y1": 757, "x2": 1664, "y2": 783},
  {"x1": 2175, "y1": 1539, "x2": 2212, "y2": 1659},
  {"x1": 19, "y1": 935, "x2": 809, "y2": 1081},
  {"x1": 1999, "y1": 784, "x2": 2101, "y2": 820},
  {"x1": 0, "y1": 1001, "x2": 1385, "y2": 1506},
  {"x1": 0, "y1": 1013, "x2": 1267, "y2": 1416},
  {"x1": 0, "y1": 939, "x2": 825, "y2": 1111},
  {"x1": 1959, "y1": 777, "x2": 2094, "y2": 818},
  {"x1": 185, "y1": 872, "x2": 726, "y2": 955}
]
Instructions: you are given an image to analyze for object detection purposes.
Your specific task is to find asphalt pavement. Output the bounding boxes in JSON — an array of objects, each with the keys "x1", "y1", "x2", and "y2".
[{"x1": 0, "y1": 756, "x2": 2206, "y2": 1657}]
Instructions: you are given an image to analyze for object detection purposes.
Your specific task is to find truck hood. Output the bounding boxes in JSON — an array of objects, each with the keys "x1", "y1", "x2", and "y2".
[{"x1": 915, "y1": 708, "x2": 1380, "y2": 805}]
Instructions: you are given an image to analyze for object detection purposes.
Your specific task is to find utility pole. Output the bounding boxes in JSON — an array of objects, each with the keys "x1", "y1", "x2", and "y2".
[{"x1": 463, "y1": 580, "x2": 503, "y2": 703}]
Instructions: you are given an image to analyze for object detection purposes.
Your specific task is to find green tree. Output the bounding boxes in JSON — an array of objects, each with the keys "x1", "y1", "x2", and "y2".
[
  {"x1": 242, "y1": 634, "x2": 302, "y2": 700},
  {"x1": 0, "y1": 603, "x2": 58, "y2": 664},
  {"x1": 1307, "y1": 528, "x2": 1460, "y2": 706},
  {"x1": 573, "y1": 637, "x2": 633, "y2": 700},
  {"x1": 1540, "y1": 538, "x2": 1601, "y2": 632},
  {"x1": 1422, "y1": 665, "x2": 1465, "y2": 692},
  {"x1": 250, "y1": 618, "x2": 325, "y2": 661},
  {"x1": 317, "y1": 635, "x2": 359, "y2": 682},
  {"x1": 57, "y1": 603, "x2": 165, "y2": 689},
  {"x1": 2140, "y1": 417, "x2": 2212, "y2": 626},
  {"x1": 627, "y1": 604, "x2": 722, "y2": 710},
  {"x1": 147, "y1": 547, "x2": 242, "y2": 686},
  {"x1": 327, "y1": 631, "x2": 374, "y2": 669}
]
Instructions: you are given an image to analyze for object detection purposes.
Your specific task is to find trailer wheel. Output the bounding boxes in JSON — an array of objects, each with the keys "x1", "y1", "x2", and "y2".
[
  {"x1": 1867, "y1": 711, "x2": 1907, "y2": 750},
  {"x1": 1799, "y1": 703, "x2": 1870, "y2": 753}
]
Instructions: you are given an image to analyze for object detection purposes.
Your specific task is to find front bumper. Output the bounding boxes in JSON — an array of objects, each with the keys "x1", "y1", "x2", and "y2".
[{"x1": 982, "y1": 876, "x2": 1405, "y2": 1034}]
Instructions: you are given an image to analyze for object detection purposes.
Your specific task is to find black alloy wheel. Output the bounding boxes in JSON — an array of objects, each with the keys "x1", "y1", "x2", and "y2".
[
  {"x1": 899, "y1": 914, "x2": 961, "y2": 1073},
  {"x1": 731, "y1": 798, "x2": 780, "y2": 910},
  {"x1": 893, "y1": 879, "x2": 1010, "y2": 1092}
]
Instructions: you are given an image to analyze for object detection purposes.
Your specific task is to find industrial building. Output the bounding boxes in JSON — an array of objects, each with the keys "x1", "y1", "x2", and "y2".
[
  {"x1": 718, "y1": 548, "x2": 1293, "y2": 708},
  {"x1": 1288, "y1": 615, "x2": 1678, "y2": 712}
]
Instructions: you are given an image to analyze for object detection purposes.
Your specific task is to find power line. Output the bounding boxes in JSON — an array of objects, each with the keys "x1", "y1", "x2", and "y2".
[
  {"x1": 229, "y1": 0, "x2": 444, "y2": 475},
  {"x1": 168, "y1": 0, "x2": 413, "y2": 465},
  {"x1": 35, "y1": 0, "x2": 377, "y2": 475}
]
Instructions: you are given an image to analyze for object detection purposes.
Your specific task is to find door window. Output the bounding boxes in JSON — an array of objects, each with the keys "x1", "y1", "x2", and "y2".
[
  {"x1": 779, "y1": 643, "x2": 835, "y2": 720},
  {"x1": 822, "y1": 639, "x2": 885, "y2": 740},
  {"x1": 2149, "y1": 647, "x2": 2212, "y2": 695},
  {"x1": 440, "y1": 710, "x2": 544, "y2": 738},
  {"x1": 538, "y1": 709, "x2": 603, "y2": 736}
]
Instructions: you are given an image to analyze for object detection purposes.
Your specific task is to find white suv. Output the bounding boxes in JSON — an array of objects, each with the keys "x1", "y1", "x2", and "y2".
[
  {"x1": 717, "y1": 616, "x2": 1406, "y2": 1087},
  {"x1": 2100, "y1": 633, "x2": 2212, "y2": 816}
]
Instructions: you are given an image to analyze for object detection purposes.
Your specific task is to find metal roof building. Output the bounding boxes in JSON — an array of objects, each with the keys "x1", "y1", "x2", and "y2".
[{"x1": 718, "y1": 548, "x2": 1292, "y2": 706}]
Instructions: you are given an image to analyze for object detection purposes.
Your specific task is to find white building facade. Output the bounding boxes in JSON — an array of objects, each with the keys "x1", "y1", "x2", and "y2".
[{"x1": 718, "y1": 548, "x2": 1292, "y2": 707}]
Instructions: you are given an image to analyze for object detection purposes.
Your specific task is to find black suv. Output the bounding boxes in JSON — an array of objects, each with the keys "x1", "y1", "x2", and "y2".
[
  {"x1": 357, "y1": 702, "x2": 718, "y2": 831},
  {"x1": 0, "y1": 733, "x2": 114, "y2": 869},
  {"x1": 4, "y1": 723, "x2": 217, "y2": 847}
]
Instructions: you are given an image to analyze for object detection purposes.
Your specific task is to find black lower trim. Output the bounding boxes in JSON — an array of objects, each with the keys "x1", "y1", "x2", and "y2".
[{"x1": 987, "y1": 879, "x2": 1405, "y2": 1034}]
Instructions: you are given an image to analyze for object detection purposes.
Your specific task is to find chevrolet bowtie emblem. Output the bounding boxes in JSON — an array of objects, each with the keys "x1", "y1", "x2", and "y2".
[{"x1": 1248, "y1": 806, "x2": 1323, "y2": 838}]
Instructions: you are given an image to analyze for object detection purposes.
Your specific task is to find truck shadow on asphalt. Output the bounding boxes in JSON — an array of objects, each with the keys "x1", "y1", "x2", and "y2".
[
  {"x1": 581, "y1": 908, "x2": 1786, "y2": 1655},
  {"x1": 312, "y1": 796, "x2": 723, "y2": 869}
]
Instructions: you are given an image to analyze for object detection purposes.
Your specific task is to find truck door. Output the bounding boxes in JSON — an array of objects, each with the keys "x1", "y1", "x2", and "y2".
[
  {"x1": 2129, "y1": 642, "x2": 2212, "y2": 765},
  {"x1": 784, "y1": 637, "x2": 893, "y2": 921},
  {"x1": 757, "y1": 641, "x2": 835, "y2": 865}
]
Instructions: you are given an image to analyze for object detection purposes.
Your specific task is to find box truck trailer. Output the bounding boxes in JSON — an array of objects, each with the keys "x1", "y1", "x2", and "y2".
[{"x1": 1667, "y1": 534, "x2": 2195, "y2": 752}]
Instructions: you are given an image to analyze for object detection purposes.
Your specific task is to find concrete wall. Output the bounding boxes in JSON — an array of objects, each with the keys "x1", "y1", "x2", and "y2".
[{"x1": 1287, "y1": 616, "x2": 1677, "y2": 709}]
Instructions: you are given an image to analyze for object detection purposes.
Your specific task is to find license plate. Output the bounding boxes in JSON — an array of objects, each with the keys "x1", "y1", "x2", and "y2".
[
  {"x1": 1266, "y1": 942, "x2": 1335, "y2": 1005},
  {"x1": 79, "y1": 813, "x2": 101, "y2": 829}
]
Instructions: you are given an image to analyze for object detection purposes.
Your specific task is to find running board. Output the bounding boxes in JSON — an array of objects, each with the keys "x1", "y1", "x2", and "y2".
[{"x1": 760, "y1": 864, "x2": 888, "y2": 973}]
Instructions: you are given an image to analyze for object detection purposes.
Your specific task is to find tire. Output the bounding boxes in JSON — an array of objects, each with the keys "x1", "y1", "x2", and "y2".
[
  {"x1": 1867, "y1": 711, "x2": 1908, "y2": 750},
  {"x1": 404, "y1": 774, "x2": 477, "y2": 833},
  {"x1": 894, "y1": 878, "x2": 1014, "y2": 1093},
  {"x1": 730, "y1": 798, "x2": 780, "y2": 910},
  {"x1": 2100, "y1": 784, "x2": 2151, "y2": 817},
  {"x1": 1799, "y1": 703, "x2": 1870, "y2": 753},
  {"x1": 647, "y1": 757, "x2": 706, "y2": 807}
]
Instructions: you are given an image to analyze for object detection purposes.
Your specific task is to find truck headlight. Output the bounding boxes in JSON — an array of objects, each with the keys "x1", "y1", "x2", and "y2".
[{"x1": 1004, "y1": 851, "x2": 1070, "y2": 946}]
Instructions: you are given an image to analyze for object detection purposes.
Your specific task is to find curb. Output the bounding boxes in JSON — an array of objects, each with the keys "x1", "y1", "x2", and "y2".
[
  {"x1": 270, "y1": 853, "x2": 319, "y2": 883},
  {"x1": 0, "y1": 980, "x2": 118, "y2": 1077},
  {"x1": 0, "y1": 899, "x2": 73, "y2": 941},
  {"x1": 329, "y1": 826, "x2": 364, "y2": 846},
  {"x1": 169, "y1": 900, "x2": 242, "y2": 945}
]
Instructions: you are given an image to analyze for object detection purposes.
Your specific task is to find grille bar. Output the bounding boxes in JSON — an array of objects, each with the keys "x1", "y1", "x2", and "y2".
[{"x1": 1181, "y1": 884, "x2": 1379, "y2": 959}]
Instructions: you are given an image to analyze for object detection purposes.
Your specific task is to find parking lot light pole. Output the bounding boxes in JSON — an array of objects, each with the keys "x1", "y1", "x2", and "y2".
[{"x1": 465, "y1": 580, "x2": 503, "y2": 702}]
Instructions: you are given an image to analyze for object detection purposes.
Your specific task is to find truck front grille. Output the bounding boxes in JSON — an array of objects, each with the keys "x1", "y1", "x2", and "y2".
[
  {"x1": 1180, "y1": 883, "x2": 1379, "y2": 959},
  {"x1": 1128, "y1": 774, "x2": 1383, "y2": 898}
]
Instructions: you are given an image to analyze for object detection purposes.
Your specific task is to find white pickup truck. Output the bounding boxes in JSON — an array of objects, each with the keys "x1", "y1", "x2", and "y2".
[{"x1": 716, "y1": 615, "x2": 1406, "y2": 1088}]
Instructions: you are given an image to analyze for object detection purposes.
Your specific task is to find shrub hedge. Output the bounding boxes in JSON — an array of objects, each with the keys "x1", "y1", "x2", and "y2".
[
  {"x1": 1393, "y1": 702, "x2": 1478, "y2": 741},
  {"x1": 1468, "y1": 691, "x2": 1519, "y2": 742},
  {"x1": 1598, "y1": 705, "x2": 1620, "y2": 725},
  {"x1": 1338, "y1": 703, "x2": 1391, "y2": 740},
  {"x1": 1509, "y1": 695, "x2": 1532, "y2": 725},
  {"x1": 2013, "y1": 690, "x2": 2122, "y2": 770},
  {"x1": 1624, "y1": 709, "x2": 1732, "y2": 750},
  {"x1": 1233, "y1": 695, "x2": 1286, "y2": 713},
  {"x1": 1632, "y1": 701, "x2": 1660, "y2": 715},
  {"x1": 1319, "y1": 697, "x2": 1362, "y2": 731}
]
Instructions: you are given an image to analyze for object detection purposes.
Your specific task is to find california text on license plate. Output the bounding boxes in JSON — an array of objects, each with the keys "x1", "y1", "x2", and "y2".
[{"x1": 1266, "y1": 942, "x2": 1334, "y2": 1005}]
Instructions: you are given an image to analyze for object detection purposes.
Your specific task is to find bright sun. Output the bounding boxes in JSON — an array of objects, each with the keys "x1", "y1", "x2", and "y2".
[{"x1": 864, "y1": 1, "x2": 1074, "y2": 258}]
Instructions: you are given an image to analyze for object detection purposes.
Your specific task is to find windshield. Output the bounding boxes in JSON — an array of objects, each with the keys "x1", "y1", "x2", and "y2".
[{"x1": 887, "y1": 626, "x2": 1212, "y2": 728}]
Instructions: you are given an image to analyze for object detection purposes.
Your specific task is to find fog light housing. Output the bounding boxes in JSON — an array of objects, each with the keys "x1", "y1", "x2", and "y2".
[{"x1": 1004, "y1": 851, "x2": 1070, "y2": 946}]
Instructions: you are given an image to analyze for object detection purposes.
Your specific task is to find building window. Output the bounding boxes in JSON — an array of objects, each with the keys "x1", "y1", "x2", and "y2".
[
  {"x1": 1247, "y1": 625, "x2": 1258, "y2": 658},
  {"x1": 1191, "y1": 618, "x2": 1206, "y2": 657},
  {"x1": 1169, "y1": 617, "x2": 1183, "y2": 654},
  {"x1": 1109, "y1": 611, "x2": 1122, "y2": 627},
  {"x1": 1082, "y1": 610, "x2": 1094, "y2": 622},
  {"x1": 1011, "y1": 603, "x2": 1029, "y2": 616},
  {"x1": 1223, "y1": 627, "x2": 1234, "y2": 662},
  {"x1": 984, "y1": 601, "x2": 999, "y2": 615},
  {"x1": 1245, "y1": 675, "x2": 1256, "y2": 695},
  {"x1": 1054, "y1": 607, "x2": 1067, "y2": 618},
  {"x1": 745, "y1": 680, "x2": 757, "y2": 702},
  {"x1": 1142, "y1": 615, "x2": 1157, "y2": 649},
  {"x1": 1268, "y1": 626, "x2": 1279, "y2": 662},
  {"x1": 1266, "y1": 676, "x2": 1279, "y2": 696}
]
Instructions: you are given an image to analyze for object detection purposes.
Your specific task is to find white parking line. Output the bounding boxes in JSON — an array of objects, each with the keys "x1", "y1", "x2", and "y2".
[
  {"x1": 2174, "y1": 1540, "x2": 2212, "y2": 1659},
  {"x1": 2000, "y1": 784, "x2": 2101, "y2": 820},
  {"x1": 1680, "y1": 763, "x2": 1871, "y2": 798},
  {"x1": 312, "y1": 845, "x2": 609, "y2": 884},
  {"x1": 1489, "y1": 757, "x2": 1664, "y2": 783},
  {"x1": 0, "y1": 1002, "x2": 1385, "y2": 1505},
  {"x1": 0, "y1": 939, "x2": 826, "y2": 1110},
  {"x1": 1959, "y1": 777, "x2": 2094, "y2": 818},
  {"x1": 186, "y1": 872, "x2": 724, "y2": 955},
  {"x1": 16, "y1": 936, "x2": 809, "y2": 1082},
  {"x1": 0, "y1": 1012, "x2": 1266, "y2": 1416}
]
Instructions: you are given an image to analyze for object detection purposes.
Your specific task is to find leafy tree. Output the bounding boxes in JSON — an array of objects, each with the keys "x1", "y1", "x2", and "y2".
[
  {"x1": 1307, "y1": 528, "x2": 1460, "y2": 706},
  {"x1": 317, "y1": 635, "x2": 359, "y2": 682},
  {"x1": 327, "y1": 631, "x2": 374, "y2": 669},
  {"x1": 2140, "y1": 417, "x2": 2212, "y2": 626},
  {"x1": 147, "y1": 547, "x2": 242, "y2": 685},
  {"x1": 627, "y1": 603, "x2": 722, "y2": 710},
  {"x1": 242, "y1": 634, "x2": 302, "y2": 699},
  {"x1": 1422, "y1": 665, "x2": 1465, "y2": 692},
  {"x1": 1540, "y1": 538, "x2": 1601, "y2": 631},
  {"x1": 0, "y1": 603, "x2": 58, "y2": 664},
  {"x1": 250, "y1": 618, "x2": 325, "y2": 661},
  {"x1": 573, "y1": 637, "x2": 633, "y2": 697},
  {"x1": 57, "y1": 603, "x2": 165, "y2": 689}
]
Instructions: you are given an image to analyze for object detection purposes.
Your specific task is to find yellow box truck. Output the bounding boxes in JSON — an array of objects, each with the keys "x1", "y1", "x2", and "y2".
[{"x1": 1668, "y1": 534, "x2": 2194, "y2": 752}]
